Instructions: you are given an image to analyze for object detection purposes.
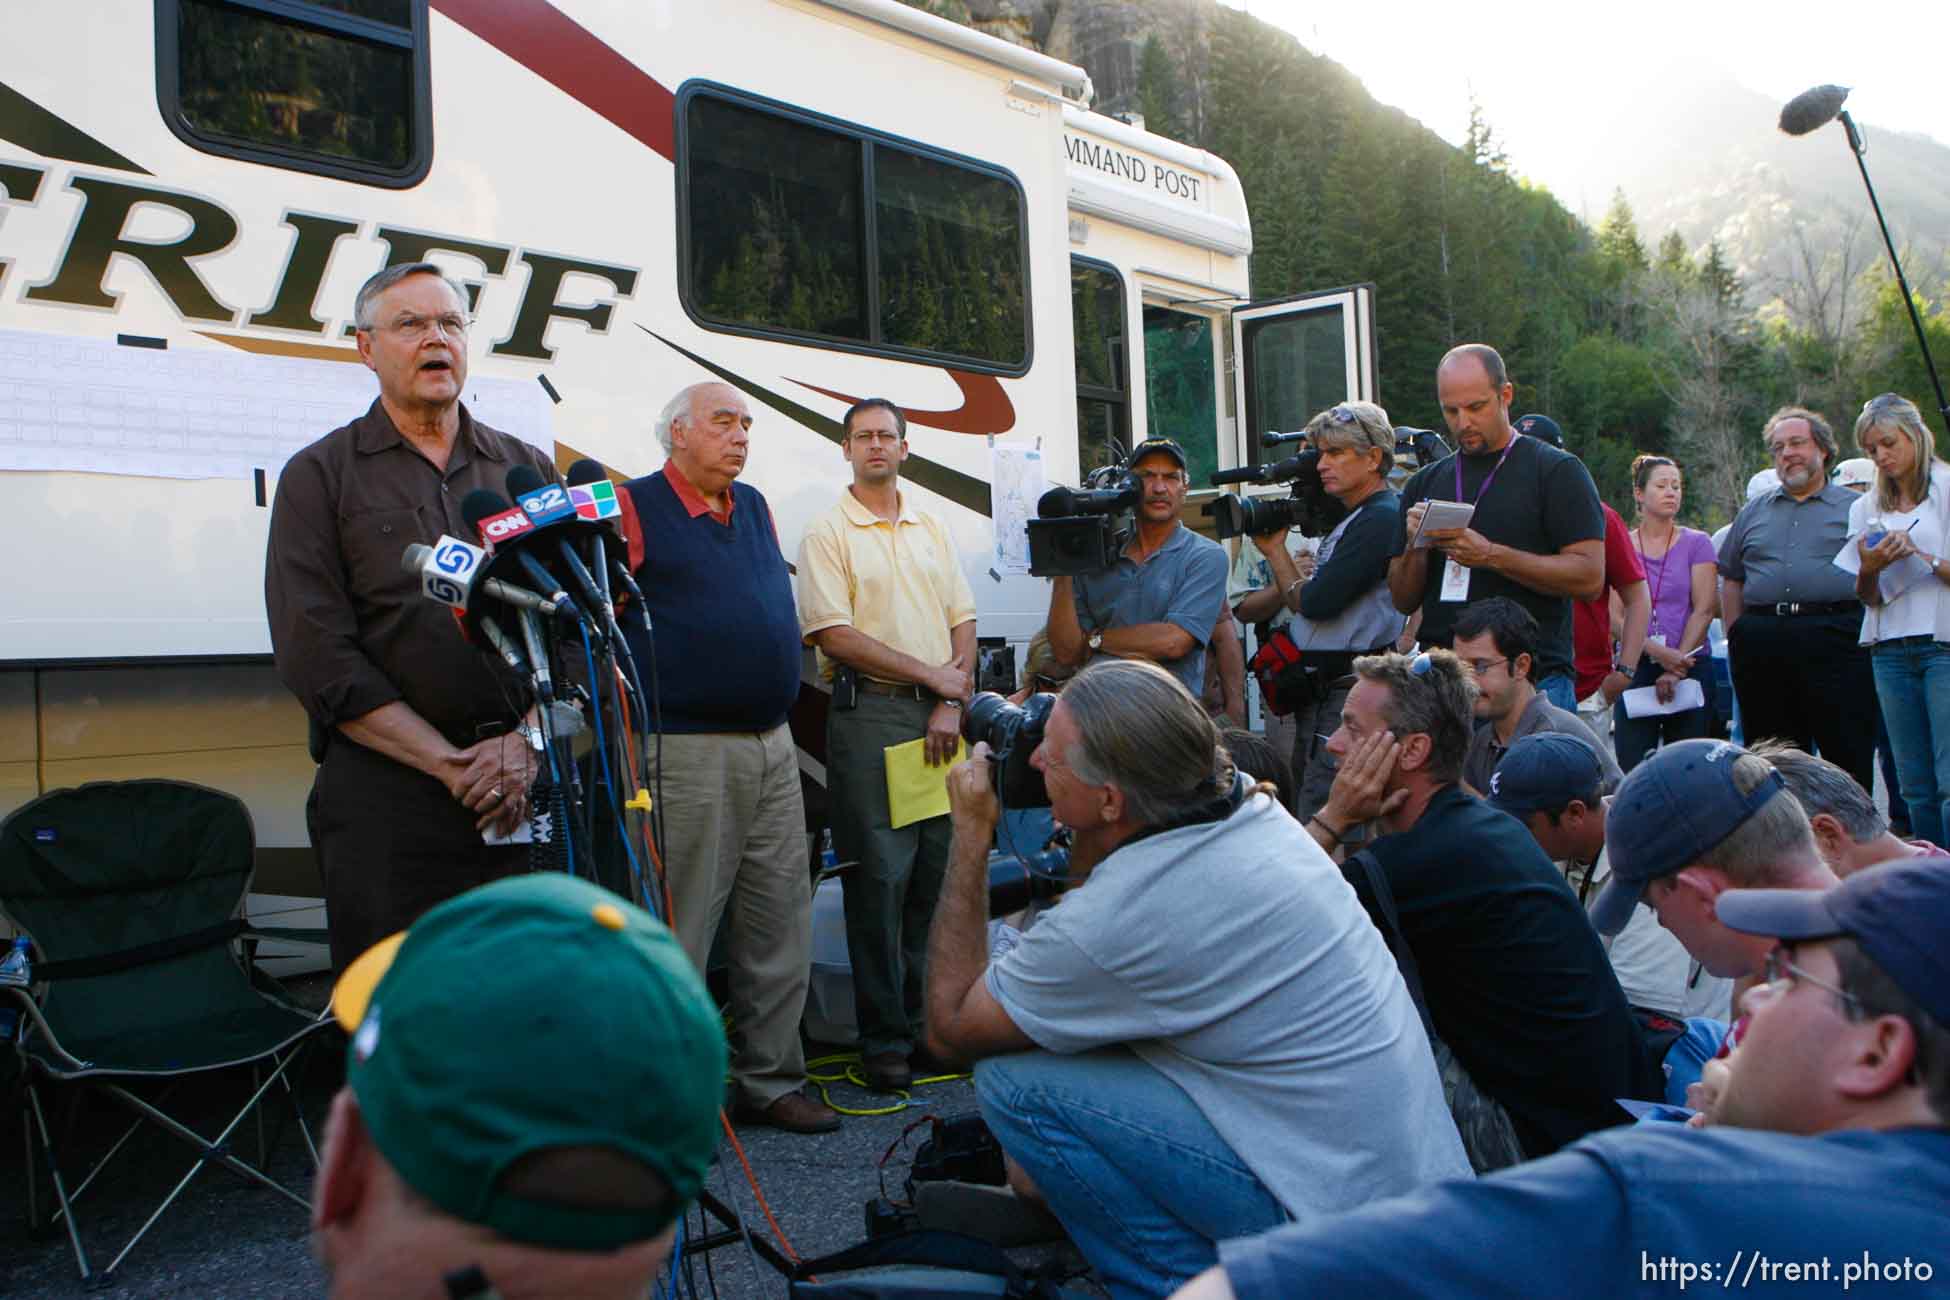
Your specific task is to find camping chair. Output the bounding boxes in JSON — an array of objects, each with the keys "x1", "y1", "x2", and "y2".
[{"x1": 0, "y1": 779, "x2": 334, "y2": 1282}]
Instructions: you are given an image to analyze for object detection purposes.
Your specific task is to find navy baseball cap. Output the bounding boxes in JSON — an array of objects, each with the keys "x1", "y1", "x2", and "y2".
[
  {"x1": 1594, "y1": 739, "x2": 1788, "y2": 936},
  {"x1": 1130, "y1": 437, "x2": 1188, "y2": 469},
  {"x1": 1717, "y1": 860, "x2": 1950, "y2": 1027},
  {"x1": 1513, "y1": 414, "x2": 1564, "y2": 447},
  {"x1": 1486, "y1": 732, "x2": 1605, "y2": 816}
]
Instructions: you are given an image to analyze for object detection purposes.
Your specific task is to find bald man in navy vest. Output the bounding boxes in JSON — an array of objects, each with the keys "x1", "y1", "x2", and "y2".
[{"x1": 616, "y1": 381, "x2": 839, "y2": 1135}]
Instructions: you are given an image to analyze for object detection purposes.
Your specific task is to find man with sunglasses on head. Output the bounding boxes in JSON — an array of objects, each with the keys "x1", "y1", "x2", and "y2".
[
  {"x1": 267, "y1": 263, "x2": 560, "y2": 971},
  {"x1": 1047, "y1": 437, "x2": 1229, "y2": 697},
  {"x1": 1307, "y1": 649, "x2": 1656, "y2": 1165},
  {"x1": 1229, "y1": 401, "x2": 1405, "y2": 822},
  {"x1": 1169, "y1": 857, "x2": 1950, "y2": 1300}
]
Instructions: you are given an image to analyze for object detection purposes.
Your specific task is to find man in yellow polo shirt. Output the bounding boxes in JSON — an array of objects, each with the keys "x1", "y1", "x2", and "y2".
[{"x1": 798, "y1": 398, "x2": 978, "y2": 1091}]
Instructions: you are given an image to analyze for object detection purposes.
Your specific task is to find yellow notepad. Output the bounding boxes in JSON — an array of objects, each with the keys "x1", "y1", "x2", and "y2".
[{"x1": 883, "y1": 736, "x2": 968, "y2": 829}]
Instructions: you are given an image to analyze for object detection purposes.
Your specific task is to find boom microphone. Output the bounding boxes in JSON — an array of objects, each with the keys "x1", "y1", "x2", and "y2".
[{"x1": 1778, "y1": 84, "x2": 1850, "y2": 137}]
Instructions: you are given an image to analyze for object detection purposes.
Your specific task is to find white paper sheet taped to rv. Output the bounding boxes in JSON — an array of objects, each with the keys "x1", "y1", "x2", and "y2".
[{"x1": 0, "y1": 329, "x2": 555, "y2": 480}]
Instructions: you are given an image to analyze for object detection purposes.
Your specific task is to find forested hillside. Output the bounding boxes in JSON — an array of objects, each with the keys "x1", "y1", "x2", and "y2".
[{"x1": 907, "y1": 0, "x2": 1950, "y2": 525}]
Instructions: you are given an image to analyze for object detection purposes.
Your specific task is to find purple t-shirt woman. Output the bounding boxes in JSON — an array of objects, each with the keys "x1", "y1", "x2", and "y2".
[{"x1": 1637, "y1": 527, "x2": 1716, "y2": 647}]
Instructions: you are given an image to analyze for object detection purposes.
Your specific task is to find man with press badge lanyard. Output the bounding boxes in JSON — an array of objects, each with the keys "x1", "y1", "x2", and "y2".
[
  {"x1": 1387, "y1": 344, "x2": 1605, "y2": 708},
  {"x1": 798, "y1": 398, "x2": 978, "y2": 1094}
]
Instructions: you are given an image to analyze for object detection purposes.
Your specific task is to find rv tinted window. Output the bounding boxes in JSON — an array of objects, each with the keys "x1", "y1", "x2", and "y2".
[
  {"x1": 875, "y1": 147, "x2": 1026, "y2": 368},
  {"x1": 686, "y1": 96, "x2": 867, "y2": 344},
  {"x1": 681, "y1": 88, "x2": 1029, "y2": 374},
  {"x1": 163, "y1": 0, "x2": 430, "y2": 186}
]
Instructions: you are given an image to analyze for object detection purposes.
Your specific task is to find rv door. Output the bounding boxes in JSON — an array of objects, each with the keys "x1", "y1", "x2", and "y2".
[{"x1": 1229, "y1": 284, "x2": 1377, "y2": 471}]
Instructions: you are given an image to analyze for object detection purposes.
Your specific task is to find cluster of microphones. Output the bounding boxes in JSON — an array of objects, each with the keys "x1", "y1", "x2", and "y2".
[{"x1": 398, "y1": 457, "x2": 645, "y2": 707}]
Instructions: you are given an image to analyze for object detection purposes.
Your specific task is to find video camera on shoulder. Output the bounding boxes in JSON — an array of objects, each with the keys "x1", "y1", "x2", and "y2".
[
  {"x1": 961, "y1": 690, "x2": 1055, "y2": 808},
  {"x1": 1205, "y1": 432, "x2": 1345, "y2": 541},
  {"x1": 1026, "y1": 461, "x2": 1140, "y2": 577},
  {"x1": 1203, "y1": 424, "x2": 1452, "y2": 541}
]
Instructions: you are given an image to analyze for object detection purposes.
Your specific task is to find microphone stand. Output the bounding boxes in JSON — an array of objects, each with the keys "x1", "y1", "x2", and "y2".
[{"x1": 1834, "y1": 109, "x2": 1950, "y2": 429}]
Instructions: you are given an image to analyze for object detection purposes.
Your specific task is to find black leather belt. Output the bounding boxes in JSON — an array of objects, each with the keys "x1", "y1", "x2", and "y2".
[
  {"x1": 1755, "y1": 600, "x2": 1860, "y2": 617},
  {"x1": 860, "y1": 678, "x2": 929, "y2": 700}
]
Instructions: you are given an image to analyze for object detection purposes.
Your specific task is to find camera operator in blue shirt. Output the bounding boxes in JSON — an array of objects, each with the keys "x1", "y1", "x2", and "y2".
[{"x1": 1047, "y1": 438, "x2": 1228, "y2": 696}]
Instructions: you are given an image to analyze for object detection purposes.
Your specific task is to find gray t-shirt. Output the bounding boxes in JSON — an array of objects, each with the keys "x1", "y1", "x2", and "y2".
[
  {"x1": 986, "y1": 789, "x2": 1472, "y2": 1217},
  {"x1": 1464, "y1": 692, "x2": 1622, "y2": 795},
  {"x1": 1716, "y1": 483, "x2": 1860, "y2": 606},
  {"x1": 1073, "y1": 523, "x2": 1228, "y2": 694}
]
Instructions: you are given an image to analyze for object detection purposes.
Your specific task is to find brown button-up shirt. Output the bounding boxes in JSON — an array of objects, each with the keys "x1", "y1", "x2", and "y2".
[{"x1": 265, "y1": 398, "x2": 557, "y2": 748}]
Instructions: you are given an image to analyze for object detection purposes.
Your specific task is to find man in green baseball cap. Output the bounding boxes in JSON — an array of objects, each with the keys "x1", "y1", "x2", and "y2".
[{"x1": 311, "y1": 873, "x2": 727, "y2": 1299}]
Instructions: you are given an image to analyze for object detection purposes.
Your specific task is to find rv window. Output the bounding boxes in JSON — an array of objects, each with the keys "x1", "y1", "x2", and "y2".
[
  {"x1": 684, "y1": 96, "x2": 868, "y2": 344},
  {"x1": 874, "y1": 147, "x2": 1025, "y2": 367},
  {"x1": 160, "y1": 0, "x2": 431, "y2": 187},
  {"x1": 1071, "y1": 259, "x2": 1128, "y2": 475},
  {"x1": 1143, "y1": 306, "x2": 1219, "y2": 487},
  {"x1": 682, "y1": 88, "x2": 1028, "y2": 373}
]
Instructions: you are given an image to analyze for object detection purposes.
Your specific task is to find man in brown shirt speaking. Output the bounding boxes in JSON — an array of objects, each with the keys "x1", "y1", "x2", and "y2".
[{"x1": 266, "y1": 263, "x2": 557, "y2": 970}]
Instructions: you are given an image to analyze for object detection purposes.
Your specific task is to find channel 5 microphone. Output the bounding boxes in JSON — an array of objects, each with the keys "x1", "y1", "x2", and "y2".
[{"x1": 399, "y1": 538, "x2": 536, "y2": 676}]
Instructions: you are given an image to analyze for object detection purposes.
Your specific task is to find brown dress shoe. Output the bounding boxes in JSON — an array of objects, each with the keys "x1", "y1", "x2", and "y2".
[
  {"x1": 736, "y1": 1088, "x2": 841, "y2": 1134},
  {"x1": 861, "y1": 1050, "x2": 913, "y2": 1091}
]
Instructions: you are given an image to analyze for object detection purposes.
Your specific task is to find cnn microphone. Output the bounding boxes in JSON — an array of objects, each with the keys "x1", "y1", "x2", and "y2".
[
  {"x1": 399, "y1": 542, "x2": 565, "y2": 618},
  {"x1": 460, "y1": 489, "x2": 583, "y2": 620}
]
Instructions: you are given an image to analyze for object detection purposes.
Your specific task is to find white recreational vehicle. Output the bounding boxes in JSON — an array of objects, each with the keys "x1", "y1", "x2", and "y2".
[{"x1": 0, "y1": 0, "x2": 1376, "y2": 915}]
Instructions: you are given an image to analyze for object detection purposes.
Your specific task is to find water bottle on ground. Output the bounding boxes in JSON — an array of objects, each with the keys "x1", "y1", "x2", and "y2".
[{"x1": 0, "y1": 935, "x2": 31, "y2": 988}]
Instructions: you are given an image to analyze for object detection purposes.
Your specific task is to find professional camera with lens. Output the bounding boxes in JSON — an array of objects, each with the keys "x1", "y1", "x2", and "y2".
[
  {"x1": 961, "y1": 690, "x2": 1055, "y2": 807},
  {"x1": 1025, "y1": 464, "x2": 1140, "y2": 577},
  {"x1": 1204, "y1": 443, "x2": 1346, "y2": 541},
  {"x1": 1391, "y1": 426, "x2": 1450, "y2": 481}
]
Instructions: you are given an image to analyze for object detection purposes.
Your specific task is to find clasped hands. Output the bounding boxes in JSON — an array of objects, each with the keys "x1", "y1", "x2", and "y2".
[{"x1": 441, "y1": 730, "x2": 538, "y2": 836}]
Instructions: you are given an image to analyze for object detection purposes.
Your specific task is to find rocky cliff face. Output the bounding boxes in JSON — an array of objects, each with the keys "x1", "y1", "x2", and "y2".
[{"x1": 910, "y1": 0, "x2": 1220, "y2": 135}]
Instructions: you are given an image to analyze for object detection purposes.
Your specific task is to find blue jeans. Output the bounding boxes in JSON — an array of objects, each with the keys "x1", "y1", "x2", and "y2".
[
  {"x1": 1871, "y1": 637, "x2": 1950, "y2": 848},
  {"x1": 1536, "y1": 671, "x2": 1577, "y2": 711},
  {"x1": 974, "y1": 1048, "x2": 1288, "y2": 1299}
]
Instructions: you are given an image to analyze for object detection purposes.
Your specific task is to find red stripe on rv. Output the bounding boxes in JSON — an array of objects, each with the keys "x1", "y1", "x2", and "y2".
[{"x1": 430, "y1": 0, "x2": 675, "y2": 161}]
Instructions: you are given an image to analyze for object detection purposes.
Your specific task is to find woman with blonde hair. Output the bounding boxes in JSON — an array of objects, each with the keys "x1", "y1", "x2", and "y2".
[{"x1": 1842, "y1": 393, "x2": 1950, "y2": 846}]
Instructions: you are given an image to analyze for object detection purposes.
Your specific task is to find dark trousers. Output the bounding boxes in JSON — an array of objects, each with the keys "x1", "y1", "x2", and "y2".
[
  {"x1": 308, "y1": 738, "x2": 529, "y2": 972},
  {"x1": 1726, "y1": 611, "x2": 1877, "y2": 792},
  {"x1": 1612, "y1": 659, "x2": 1716, "y2": 773},
  {"x1": 1288, "y1": 675, "x2": 1352, "y2": 823},
  {"x1": 826, "y1": 692, "x2": 952, "y2": 1058}
]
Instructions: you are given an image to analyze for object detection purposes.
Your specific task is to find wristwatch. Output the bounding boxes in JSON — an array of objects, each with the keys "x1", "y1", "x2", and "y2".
[
  {"x1": 1088, "y1": 630, "x2": 1104, "y2": 653},
  {"x1": 516, "y1": 723, "x2": 545, "y2": 752}
]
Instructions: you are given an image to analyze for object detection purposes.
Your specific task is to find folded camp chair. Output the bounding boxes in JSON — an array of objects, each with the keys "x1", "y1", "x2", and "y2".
[{"x1": 0, "y1": 778, "x2": 333, "y2": 1282}]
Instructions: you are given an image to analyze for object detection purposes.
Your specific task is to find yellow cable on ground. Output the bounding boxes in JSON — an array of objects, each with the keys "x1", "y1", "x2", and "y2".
[{"x1": 803, "y1": 1050, "x2": 971, "y2": 1117}]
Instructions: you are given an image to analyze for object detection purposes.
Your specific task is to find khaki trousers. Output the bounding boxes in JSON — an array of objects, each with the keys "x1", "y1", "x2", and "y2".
[{"x1": 652, "y1": 722, "x2": 810, "y2": 1107}]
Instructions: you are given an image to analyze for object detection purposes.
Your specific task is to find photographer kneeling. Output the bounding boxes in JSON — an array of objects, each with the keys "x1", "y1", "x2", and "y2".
[
  {"x1": 924, "y1": 660, "x2": 1469, "y2": 1300},
  {"x1": 1231, "y1": 402, "x2": 1406, "y2": 821}
]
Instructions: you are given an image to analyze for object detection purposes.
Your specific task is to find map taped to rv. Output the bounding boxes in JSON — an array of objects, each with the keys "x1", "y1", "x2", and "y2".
[{"x1": 0, "y1": 328, "x2": 554, "y2": 481}]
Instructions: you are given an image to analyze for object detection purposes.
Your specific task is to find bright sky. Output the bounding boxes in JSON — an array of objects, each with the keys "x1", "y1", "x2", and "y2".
[{"x1": 1234, "y1": 0, "x2": 1949, "y2": 215}]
